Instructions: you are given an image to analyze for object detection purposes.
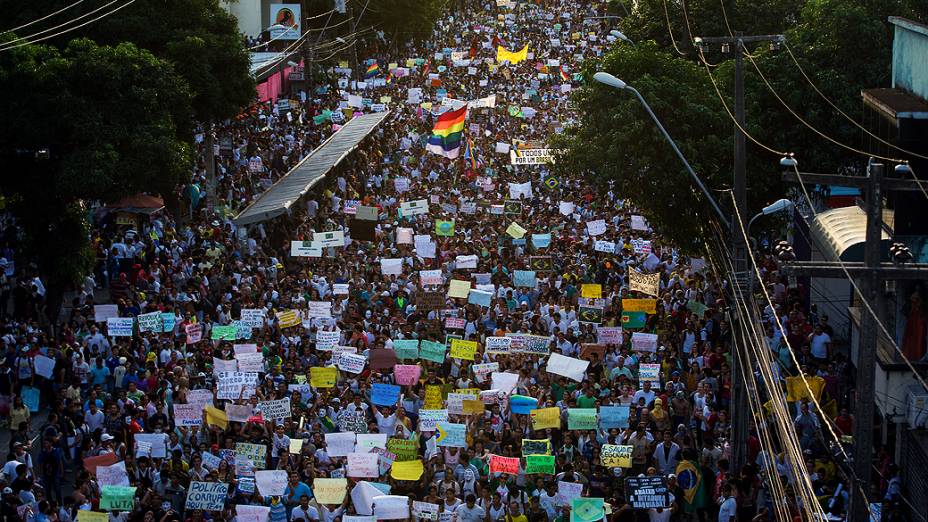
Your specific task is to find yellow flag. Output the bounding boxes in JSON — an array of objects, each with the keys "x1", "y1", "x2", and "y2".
[
  {"x1": 391, "y1": 458, "x2": 425, "y2": 480},
  {"x1": 310, "y1": 367, "x2": 337, "y2": 388},
  {"x1": 581, "y1": 284, "x2": 602, "y2": 299},
  {"x1": 785, "y1": 375, "x2": 825, "y2": 402},
  {"x1": 204, "y1": 406, "x2": 228, "y2": 430},
  {"x1": 497, "y1": 44, "x2": 529, "y2": 64},
  {"x1": 530, "y1": 407, "x2": 561, "y2": 430}
]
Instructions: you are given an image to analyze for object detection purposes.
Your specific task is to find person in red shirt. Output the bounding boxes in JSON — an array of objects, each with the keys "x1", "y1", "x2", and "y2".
[{"x1": 835, "y1": 408, "x2": 853, "y2": 435}]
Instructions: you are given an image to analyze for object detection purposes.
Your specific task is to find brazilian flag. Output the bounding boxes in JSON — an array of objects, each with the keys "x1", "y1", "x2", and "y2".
[
  {"x1": 675, "y1": 460, "x2": 702, "y2": 505},
  {"x1": 621, "y1": 311, "x2": 647, "y2": 328}
]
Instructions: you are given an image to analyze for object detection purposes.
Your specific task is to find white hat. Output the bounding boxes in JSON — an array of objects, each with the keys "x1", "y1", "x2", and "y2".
[{"x1": 101, "y1": 434, "x2": 115, "y2": 442}]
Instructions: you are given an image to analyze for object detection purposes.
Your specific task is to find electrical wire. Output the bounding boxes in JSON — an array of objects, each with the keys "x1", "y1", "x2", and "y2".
[
  {"x1": 660, "y1": 0, "x2": 687, "y2": 56},
  {"x1": 744, "y1": 52, "x2": 905, "y2": 164},
  {"x1": 2, "y1": 0, "x2": 86, "y2": 33},
  {"x1": 781, "y1": 40, "x2": 928, "y2": 163},
  {"x1": 0, "y1": 0, "x2": 125, "y2": 50},
  {"x1": 788, "y1": 163, "x2": 928, "y2": 393},
  {"x1": 695, "y1": 48, "x2": 788, "y2": 157}
]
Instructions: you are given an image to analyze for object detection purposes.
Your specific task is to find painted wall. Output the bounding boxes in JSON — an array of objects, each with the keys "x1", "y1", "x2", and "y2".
[{"x1": 891, "y1": 17, "x2": 928, "y2": 101}]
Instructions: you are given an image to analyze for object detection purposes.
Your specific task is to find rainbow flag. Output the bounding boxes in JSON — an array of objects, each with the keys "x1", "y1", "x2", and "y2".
[
  {"x1": 560, "y1": 66, "x2": 570, "y2": 82},
  {"x1": 365, "y1": 62, "x2": 380, "y2": 78},
  {"x1": 464, "y1": 138, "x2": 482, "y2": 170},
  {"x1": 426, "y1": 106, "x2": 467, "y2": 159}
]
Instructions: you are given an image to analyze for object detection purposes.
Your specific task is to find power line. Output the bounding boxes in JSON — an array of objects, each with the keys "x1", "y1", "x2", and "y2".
[
  {"x1": 0, "y1": 0, "x2": 126, "y2": 50},
  {"x1": 2, "y1": 0, "x2": 86, "y2": 33}
]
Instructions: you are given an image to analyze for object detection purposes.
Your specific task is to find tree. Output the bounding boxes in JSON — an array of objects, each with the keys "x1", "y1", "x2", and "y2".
[
  {"x1": 0, "y1": 0, "x2": 254, "y2": 123},
  {"x1": 553, "y1": 42, "x2": 730, "y2": 252},
  {"x1": 0, "y1": 39, "x2": 193, "y2": 317}
]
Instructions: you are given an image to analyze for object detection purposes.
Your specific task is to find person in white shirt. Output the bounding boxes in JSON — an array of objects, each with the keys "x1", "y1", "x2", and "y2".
[
  {"x1": 84, "y1": 402, "x2": 105, "y2": 434},
  {"x1": 647, "y1": 492, "x2": 675, "y2": 522},
  {"x1": 455, "y1": 494, "x2": 486, "y2": 522},
  {"x1": 718, "y1": 484, "x2": 737, "y2": 522},
  {"x1": 290, "y1": 495, "x2": 318, "y2": 521}
]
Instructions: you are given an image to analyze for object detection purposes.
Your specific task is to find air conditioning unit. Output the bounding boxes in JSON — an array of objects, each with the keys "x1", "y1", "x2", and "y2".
[{"x1": 905, "y1": 386, "x2": 928, "y2": 429}]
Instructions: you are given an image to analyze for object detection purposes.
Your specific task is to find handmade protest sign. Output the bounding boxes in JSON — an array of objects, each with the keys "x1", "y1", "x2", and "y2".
[
  {"x1": 449, "y1": 339, "x2": 477, "y2": 360},
  {"x1": 326, "y1": 432, "x2": 357, "y2": 457},
  {"x1": 96, "y1": 462, "x2": 130, "y2": 487},
  {"x1": 235, "y1": 443, "x2": 267, "y2": 469},
  {"x1": 629, "y1": 269, "x2": 660, "y2": 297},
  {"x1": 391, "y1": 459, "x2": 425, "y2": 480},
  {"x1": 394, "y1": 364, "x2": 421, "y2": 385},
  {"x1": 255, "y1": 470, "x2": 288, "y2": 496},
  {"x1": 257, "y1": 398, "x2": 291, "y2": 420},
  {"x1": 530, "y1": 407, "x2": 561, "y2": 430},
  {"x1": 172, "y1": 404, "x2": 203, "y2": 426},
  {"x1": 510, "y1": 395, "x2": 538, "y2": 414},
  {"x1": 435, "y1": 422, "x2": 467, "y2": 447},
  {"x1": 601, "y1": 444, "x2": 633, "y2": 468},
  {"x1": 314, "y1": 478, "x2": 349, "y2": 504},
  {"x1": 420, "y1": 341, "x2": 446, "y2": 363},
  {"x1": 599, "y1": 405, "x2": 630, "y2": 429},
  {"x1": 522, "y1": 439, "x2": 552, "y2": 455},
  {"x1": 371, "y1": 383, "x2": 401, "y2": 406},
  {"x1": 373, "y1": 495, "x2": 411, "y2": 519},
  {"x1": 625, "y1": 476, "x2": 670, "y2": 509},
  {"x1": 525, "y1": 455, "x2": 555, "y2": 474},
  {"x1": 489, "y1": 454, "x2": 520, "y2": 474},
  {"x1": 100, "y1": 486, "x2": 136, "y2": 511},
  {"x1": 567, "y1": 408, "x2": 598, "y2": 430},
  {"x1": 310, "y1": 367, "x2": 337, "y2": 387},
  {"x1": 546, "y1": 353, "x2": 589, "y2": 382},
  {"x1": 348, "y1": 453, "x2": 380, "y2": 477},
  {"x1": 386, "y1": 438, "x2": 419, "y2": 461},
  {"x1": 555, "y1": 481, "x2": 583, "y2": 506},
  {"x1": 631, "y1": 332, "x2": 658, "y2": 353},
  {"x1": 337, "y1": 353, "x2": 367, "y2": 374},
  {"x1": 418, "y1": 409, "x2": 449, "y2": 431},
  {"x1": 485, "y1": 336, "x2": 512, "y2": 354},
  {"x1": 571, "y1": 498, "x2": 605, "y2": 522}
]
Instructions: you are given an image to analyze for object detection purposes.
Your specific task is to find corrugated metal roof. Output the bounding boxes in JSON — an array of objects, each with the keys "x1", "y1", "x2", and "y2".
[
  {"x1": 233, "y1": 111, "x2": 391, "y2": 226},
  {"x1": 809, "y1": 205, "x2": 893, "y2": 262}
]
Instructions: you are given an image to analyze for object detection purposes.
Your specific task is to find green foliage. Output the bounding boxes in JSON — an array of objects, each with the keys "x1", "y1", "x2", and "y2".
[
  {"x1": 0, "y1": 0, "x2": 254, "y2": 123},
  {"x1": 0, "y1": 39, "x2": 192, "y2": 286},
  {"x1": 366, "y1": 0, "x2": 448, "y2": 45},
  {"x1": 553, "y1": 42, "x2": 729, "y2": 252}
]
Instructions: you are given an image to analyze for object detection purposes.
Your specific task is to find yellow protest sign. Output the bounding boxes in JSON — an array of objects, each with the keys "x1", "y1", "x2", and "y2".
[
  {"x1": 380, "y1": 96, "x2": 393, "y2": 103},
  {"x1": 204, "y1": 406, "x2": 228, "y2": 430},
  {"x1": 497, "y1": 44, "x2": 529, "y2": 64},
  {"x1": 424, "y1": 385, "x2": 444, "y2": 409},
  {"x1": 581, "y1": 284, "x2": 602, "y2": 299},
  {"x1": 338, "y1": 61, "x2": 349, "y2": 68},
  {"x1": 406, "y1": 59, "x2": 416, "y2": 67},
  {"x1": 530, "y1": 407, "x2": 561, "y2": 430},
  {"x1": 450, "y1": 339, "x2": 478, "y2": 360},
  {"x1": 448, "y1": 279, "x2": 471, "y2": 299},
  {"x1": 623, "y1": 299, "x2": 657, "y2": 314},
  {"x1": 277, "y1": 310, "x2": 301, "y2": 328},
  {"x1": 78, "y1": 512, "x2": 109, "y2": 522},
  {"x1": 506, "y1": 222, "x2": 527, "y2": 239},
  {"x1": 463, "y1": 399, "x2": 485, "y2": 415},
  {"x1": 313, "y1": 478, "x2": 348, "y2": 504},
  {"x1": 571, "y1": 32, "x2": 581, "y2": 41},
  {"x1": 289, "y1": 439, "x2": 304, "y2": 454},
  {"x1": 388, "y1": 62, "x2": 398, "y2": 70},
  {"x1": 310, "y1": 367, "x2": 337, "y2": 388},
  {"x1": 391, "y1": 458, "x2": 425, "y2": 480},
  {"x1": 420, "y1": 102, "x2": 433, "y2": 110},
  {"x1": 601, "y1": 444, "x2": 633, "y2": 468}
]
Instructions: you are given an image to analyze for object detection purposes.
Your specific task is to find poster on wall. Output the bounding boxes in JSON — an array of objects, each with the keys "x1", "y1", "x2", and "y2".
[{"x1": 268, "y1": 4, "x2": 302, "y2": 40}]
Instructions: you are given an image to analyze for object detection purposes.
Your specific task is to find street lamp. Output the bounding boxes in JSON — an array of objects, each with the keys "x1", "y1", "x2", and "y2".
[
  {"x1": 747, "y1": 198, "x2": 793, "y2": 233},
  {"x1": 593, "y1": 71, "x2": 731, "y2": 229},
  {"x1": 610, "y1": 30, "x2": 635, "y2": 45}
]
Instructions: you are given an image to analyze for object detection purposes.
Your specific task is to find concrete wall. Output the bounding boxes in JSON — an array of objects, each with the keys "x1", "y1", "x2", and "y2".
[{"x1": 891, "y1": 17, "x2": 928, "y2": 101}]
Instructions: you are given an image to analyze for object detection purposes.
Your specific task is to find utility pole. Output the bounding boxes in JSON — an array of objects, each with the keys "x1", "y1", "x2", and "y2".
[
  {"x1": 301, "y1": 0, "x2": 313, "y2": 109},
  {"x1": 781, "y1": 162, "x2": 928, "y2": 522},
  {"x1": 693, "y1": 32, "x2": 784, "y2": 473}
]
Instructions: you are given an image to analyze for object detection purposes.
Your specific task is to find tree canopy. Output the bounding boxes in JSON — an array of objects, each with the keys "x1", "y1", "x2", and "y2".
[
  {"x1": 0, "y1": 38, "x2": 192, "y2": 299},
  {"x1": 558, "y1": 0, "x2": 927, "y2": 250}
]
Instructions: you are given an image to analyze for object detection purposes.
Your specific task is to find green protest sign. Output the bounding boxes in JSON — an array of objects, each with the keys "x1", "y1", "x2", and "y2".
[
  {"x1": 525, "y1": 455, "x2": 555, "y2": 474},
  {"x1": 211, "y1": 325, "x2": 237, "y2": 340},
  {"x1": 419, "y1": 341, "x2": 446, "y2": 363},
  {"x1": 567, "y1": 408, "x2": 598, "y2": 430},
  {"x1": 100, "y1": 486, "x2": 136, "y2": 511}
]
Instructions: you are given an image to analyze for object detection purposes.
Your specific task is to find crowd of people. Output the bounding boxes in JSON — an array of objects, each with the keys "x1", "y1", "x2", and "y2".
[{"x1": 0, "y1": 0, "x2": 901, "y2": 521}]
